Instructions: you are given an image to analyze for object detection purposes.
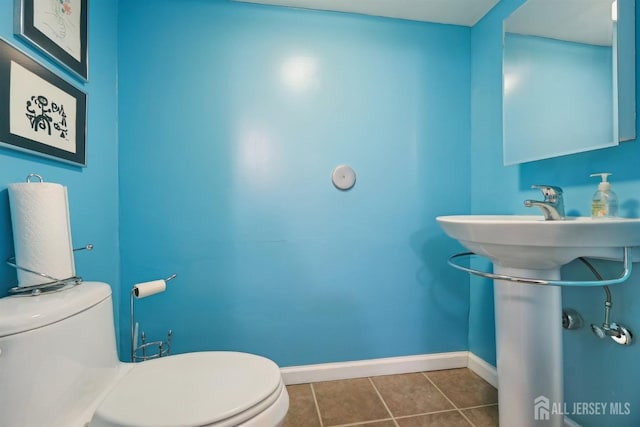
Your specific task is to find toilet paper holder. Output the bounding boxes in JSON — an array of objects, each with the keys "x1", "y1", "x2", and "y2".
[
  {"x1": 6, "y1": 244, "x2": 94, "y2": 296},
  {"x1": 130, "y1": 274, "x2": 177, "y2": 362}
]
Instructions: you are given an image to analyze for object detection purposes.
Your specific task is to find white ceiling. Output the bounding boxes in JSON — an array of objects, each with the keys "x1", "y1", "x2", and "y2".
[
  {"x1": 505, "y1": 0, "x2": 613, "y2": 46},
  {"x1": 232, "y1": 0, "x2": 500, "y2": 26},
  {"x1": 231, "y1": 0, "x2": 614, "y2": 46}
]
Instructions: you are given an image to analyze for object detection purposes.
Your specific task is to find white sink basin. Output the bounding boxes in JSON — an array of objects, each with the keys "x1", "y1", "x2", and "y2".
[{"x1": 437, "y1": 215, "x2": 640, "y2": 269}]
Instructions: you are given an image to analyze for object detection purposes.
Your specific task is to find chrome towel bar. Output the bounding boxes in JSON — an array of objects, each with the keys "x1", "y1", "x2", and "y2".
[{"x1": 447, "y1": 247, "x2": 633, "y2": 287}]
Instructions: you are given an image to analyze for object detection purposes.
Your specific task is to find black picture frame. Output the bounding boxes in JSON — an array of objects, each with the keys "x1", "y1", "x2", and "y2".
[
  {"x1": 0, "y1": 38, "x2": 87, "y2": 167},
  {"x1": 14, "y1": 0, "x2": 88, "y2": 81}
]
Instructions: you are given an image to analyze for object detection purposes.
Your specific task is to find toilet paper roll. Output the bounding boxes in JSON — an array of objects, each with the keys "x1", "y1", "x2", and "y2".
[
  {"x1": 8, "y1": 181, "x2": 75, "y2": 287},
  {"x1": 133, "y1": 280, "x2": 167, "y2": 298}
]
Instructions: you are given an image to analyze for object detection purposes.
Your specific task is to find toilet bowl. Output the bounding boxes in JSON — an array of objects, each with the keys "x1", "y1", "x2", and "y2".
[
  {"x1": 0, "y1": 282, "x2": 289, "y2": 427},
  {"x1": 91, "y1": 351, "x2": 288, "y2": 427}
]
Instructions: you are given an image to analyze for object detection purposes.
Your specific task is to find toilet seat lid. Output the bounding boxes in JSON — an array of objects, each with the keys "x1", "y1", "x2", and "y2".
[{"x1": 92, "y1": 351, "x2": 282, "y2": 427}]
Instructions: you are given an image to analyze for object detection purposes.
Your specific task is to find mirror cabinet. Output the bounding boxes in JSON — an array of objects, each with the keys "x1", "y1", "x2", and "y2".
[{"x1": 503, "y1": 0, "x2": 635, "y2": 165}]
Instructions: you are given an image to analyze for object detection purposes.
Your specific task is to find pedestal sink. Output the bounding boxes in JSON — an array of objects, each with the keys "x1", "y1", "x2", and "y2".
[{"x1": 436, "y1": 215, "x2": 640, "y2": 427}]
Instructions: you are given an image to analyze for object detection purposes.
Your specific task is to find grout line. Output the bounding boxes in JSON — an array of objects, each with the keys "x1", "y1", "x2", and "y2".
[
  {"x1": 309, "y1": 383, "x2": 325, "y2": 427},
  {"x1": 326, "y1": 418, "x2": 396, "y2": 427},
  {"x1": 456, "y1": 409, "x2": 477, "y2": 427},
  {"x1": 421, "y1": 372, "x2": 476, "y2": 427},
  {"x1": 393, "y1": 408, "x2": 469, "y2": 419},
  {"x1": 420, "y1": 372, "x2": 458, "y2": 408},
  {"x1": 367, "y1": 377, "x2": 400, "y2": 427},
  {"x1": 459, "y1": 403, "x2": 499, "y2": 410},
  {"x1": 392, "y1": 406, "x2": 479, "y2": 426},
  {"x1": 456, "y1": 403, "x2": 499, "y2": 427}
]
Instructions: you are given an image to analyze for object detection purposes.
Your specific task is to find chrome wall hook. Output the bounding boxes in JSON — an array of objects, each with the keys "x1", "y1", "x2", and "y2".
[{"x1": 25, "y1": 173, "x2": 44, "y2": 183}]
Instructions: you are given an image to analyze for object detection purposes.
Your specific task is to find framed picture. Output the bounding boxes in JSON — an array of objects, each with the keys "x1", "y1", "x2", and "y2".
[
  {"x1": 14, "y1": 0, "x2": 88, "y2": 81},
  {"x1": 0, "y1": 38, "x2": 87, "y2": 167}
]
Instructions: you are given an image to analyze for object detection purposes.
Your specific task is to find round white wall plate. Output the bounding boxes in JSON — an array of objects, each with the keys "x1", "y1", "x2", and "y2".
[{"x1": 331, "y1": 165, "x2": 356, "y2": 190}]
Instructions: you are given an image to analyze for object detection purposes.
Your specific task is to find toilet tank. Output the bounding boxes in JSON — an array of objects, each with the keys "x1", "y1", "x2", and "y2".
[{"x1": 0, "y1": 282, "x2": 122, "y2": 427}]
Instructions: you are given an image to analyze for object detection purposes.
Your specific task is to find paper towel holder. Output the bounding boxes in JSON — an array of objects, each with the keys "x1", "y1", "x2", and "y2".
[
  {"x1": 6, "y1": 243, "x2": 94, "y2": 296},
  {"x1": 130, "y1": 274, "x2": 177, "y2": 362}
]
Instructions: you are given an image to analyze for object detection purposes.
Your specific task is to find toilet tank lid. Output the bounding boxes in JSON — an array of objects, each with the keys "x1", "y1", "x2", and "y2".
[{"x1": 0, "y1": 282, "x2": 112, "y2": 337}]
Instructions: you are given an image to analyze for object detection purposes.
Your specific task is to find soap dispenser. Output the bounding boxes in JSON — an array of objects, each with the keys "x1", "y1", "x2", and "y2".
[{"x1": 590, "y1": 173, "x2": 618, "y2": 218}]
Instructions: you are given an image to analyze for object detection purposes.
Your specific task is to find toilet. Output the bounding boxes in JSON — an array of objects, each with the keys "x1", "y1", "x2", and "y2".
[{"x1": 0, "y1": 282, "x2": 289, "y2": 427}]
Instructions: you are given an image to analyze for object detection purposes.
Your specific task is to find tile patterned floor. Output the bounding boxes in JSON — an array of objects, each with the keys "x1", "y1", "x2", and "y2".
[{"x1": 283, "y1": 368, "x2": 498, "y2": 427}]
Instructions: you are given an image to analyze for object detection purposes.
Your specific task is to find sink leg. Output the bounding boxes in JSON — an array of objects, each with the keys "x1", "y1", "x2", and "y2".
[{"x1": 493, "y1": 266, "x2": 564, "y2": 427}]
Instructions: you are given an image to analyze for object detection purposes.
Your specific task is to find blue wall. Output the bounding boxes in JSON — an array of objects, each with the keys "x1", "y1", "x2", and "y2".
[
  {"x1": 117, "y1": 0, "x2": 471, "y2": 366},
  {"x1": 0, "y1": 0, "x2": 120, "y2": 325},
  {"x1": 472, "y1": 1, "x2": 640, "y2": 425}
]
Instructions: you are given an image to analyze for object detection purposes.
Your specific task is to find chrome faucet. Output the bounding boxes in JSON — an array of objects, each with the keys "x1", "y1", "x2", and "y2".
[{"x1": 524, "y1": 185, "x2": 565, "y2": 220}]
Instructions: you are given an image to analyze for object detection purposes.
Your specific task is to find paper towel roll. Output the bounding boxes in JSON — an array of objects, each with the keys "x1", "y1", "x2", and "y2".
[
  {"x1": 133, "y1": 280, "x2": 166, "y2": 298},
  {"x1": 8, "y1": 181, "x2": 75, "y2": 287}
]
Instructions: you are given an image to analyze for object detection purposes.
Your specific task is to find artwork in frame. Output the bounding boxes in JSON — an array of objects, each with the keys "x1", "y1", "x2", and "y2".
[
  {"x1": 0, "y1": 38, "x2": 87, "y2": 167},
  {"x1": 14, "y1": 0, "x2": 88, "y2": 81}
]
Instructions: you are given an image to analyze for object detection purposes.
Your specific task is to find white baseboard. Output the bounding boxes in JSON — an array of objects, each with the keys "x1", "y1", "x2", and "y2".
[
  {"x1": 467, "y1": 352, "x2": 498, "y2": 388},
  {"x1": 280, "y1": 351, "x2": 468, "y2": 385}
]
